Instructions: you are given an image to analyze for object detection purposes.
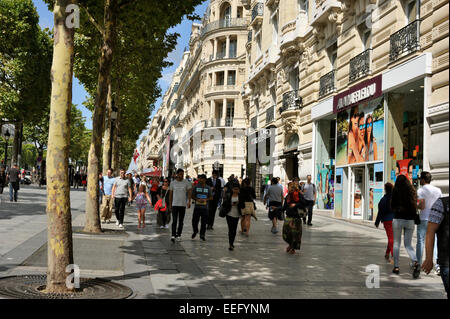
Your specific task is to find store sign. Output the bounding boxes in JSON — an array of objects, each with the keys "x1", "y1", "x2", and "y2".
[
  {"x1": 250, "y1": 129, "x2": 272, "y2": 145},
  {"x1": 333, "y1": 75, "x2": 382, "y2": 113}
]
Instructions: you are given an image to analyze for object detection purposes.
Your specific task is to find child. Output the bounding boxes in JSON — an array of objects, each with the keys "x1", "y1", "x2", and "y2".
[{"x1": 134, "y1": 184, "x2": 152, "y2": 229}]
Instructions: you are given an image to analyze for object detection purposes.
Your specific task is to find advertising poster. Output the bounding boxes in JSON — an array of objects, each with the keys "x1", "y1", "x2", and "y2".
[
  {"x1": 396, "y1": 158, "x2": 413, "y2": 183},
  {"x1": 369, "y1": 163, "x2": 384, "y2": 221},
  {"x1": 315, "y1": 162, "x2": 334, "y2": 210},
  {"x1": 334, "y1": 168, "x2": 343, "y2": 218},
  {"x1": 336, "y1": 97, "x2": 384, "y2": 166}
]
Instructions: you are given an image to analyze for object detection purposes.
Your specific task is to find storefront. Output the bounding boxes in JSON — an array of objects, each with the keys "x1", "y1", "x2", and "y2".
[{"x1": 312, "y1": 53, "x2": 431, "y2": 221}]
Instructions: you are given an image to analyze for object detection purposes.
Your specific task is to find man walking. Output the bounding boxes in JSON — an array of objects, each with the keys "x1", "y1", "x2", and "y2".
[
  {"x1": 206, "y1": 170, "x2": 222, "y2": 230},
  {"x1": 192, "y1": 174, "x2": 213, "y2": 241},
  {"x1": 111, "y1": 169, "x2": 133, "y2": 229},
  {"x1": 7, "y1": 163, "x2": 20, "y2": 202},
  {"x1": 264, "y1": 177, "x2": 284, "y2": 234},
  {"x1": 422, "y1": 196, "x2": 449, "y2": 299},
  {"x1": 0, "y1": 166, "x2": 6, "y2": 194},
  {"x1": 417, "y1": 171, "x2": 442, "y2": 272},
  {"x1": 169, "y1": 168, "x2": 192, "y2": 243},
  {"x1": 301, "y1": 175, "x2": 316, "y2": 226},
  {"x1": 101, "y1": 168, "x2": 116, "y2": 223}
]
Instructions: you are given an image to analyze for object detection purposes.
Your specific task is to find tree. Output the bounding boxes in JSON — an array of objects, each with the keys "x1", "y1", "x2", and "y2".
[
  {"x1": 44, "y1": 0, "x2": 76, "y2": 293},
  {"x1": 0, "y1": 0, "x2": 52, "y2": 165},
  {"x1": 72, "y1": 0, "x2": 204, "y2": 233}
]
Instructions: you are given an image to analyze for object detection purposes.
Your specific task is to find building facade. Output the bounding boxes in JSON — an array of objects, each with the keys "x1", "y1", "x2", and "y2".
[{"x1": 140, "y1": 0, "x2": 449, "y2": 221}]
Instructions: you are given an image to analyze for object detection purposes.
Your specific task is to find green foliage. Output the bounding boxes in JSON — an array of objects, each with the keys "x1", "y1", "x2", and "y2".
[{"x1": 0, "y1": 0, "x2": 52, "y2": 123}]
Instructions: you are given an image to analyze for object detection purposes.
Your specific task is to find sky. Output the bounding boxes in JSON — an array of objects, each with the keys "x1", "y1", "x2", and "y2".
[{"x1": 32, "y1": 0, "x2": 210, "y2": 150}]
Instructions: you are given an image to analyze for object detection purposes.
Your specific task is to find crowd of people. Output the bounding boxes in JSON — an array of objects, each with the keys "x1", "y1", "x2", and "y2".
[{"x1": 375, "y1": 171, "x2": 448, "y2": 298}]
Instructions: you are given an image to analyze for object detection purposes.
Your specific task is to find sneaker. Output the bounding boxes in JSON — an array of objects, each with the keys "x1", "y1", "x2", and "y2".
[
  {"x1": 434, "y1": 265, "x2": 441, "y2": 276},
  {"x1": 171, "y1": 236, "x2": 175, "y2": 243},
  {"x1": 118, "y1": 224, "x2": 124, "y2": 229},
  {"x1": 228, "y1": 246, "x2": 234, "y2": 251},
  {"x1": 200, "y1": 236, "x2": 206, "y2": 241},
  {"x1": 413, "y1": 262, "x2": 420, "y2": 279},
  {"x1": 270, "y1": 226, "x2": 276, "y2": 233},
  {"x1": 165, "y1": 225, "x2": 169, "y2": 229},
  {"x1": 116, "y1": 221, "x2": 119, "y2": 226},
  {"x1": 160, "y1": 226, "x2": 165, "y2": 229},
  {"x1": 307, "y1": 223, "x2": 313, "y2": 226},
  {"x1": 106, "y1": 220, "x2": 110, "y2": 224},
  {"x1": 192, "y1": 232, "x2": 197, "y2": 239},
  {"x1": 176, "y1": 236, "x2": 182, "y2": 242}
]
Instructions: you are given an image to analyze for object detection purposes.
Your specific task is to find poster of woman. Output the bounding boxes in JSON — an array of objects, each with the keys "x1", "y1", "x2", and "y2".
[{"x1": 336, "y1": 97, "x2": 384, "y2": 166}]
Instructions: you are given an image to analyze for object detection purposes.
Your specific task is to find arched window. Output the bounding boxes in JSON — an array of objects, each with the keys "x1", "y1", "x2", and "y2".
[
  {"x1": 286, "y1": 134, "x2": 299, "y2": 151},
  {"x1": 220, "y1": 2, "x2": 232, "y2": 24}
]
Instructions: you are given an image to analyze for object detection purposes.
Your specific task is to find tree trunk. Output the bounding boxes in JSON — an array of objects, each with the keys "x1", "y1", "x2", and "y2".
[
  {"x1": 11, "y1": 123, "x2": 20, "y2": 166},
  {"x1": 112, "y1": 87, "x2": 120, "y2": 175},
  {"x1": 45, "y1": 0, "x2": 75, "y2": 293},
  {"x1": 102, "y1": 83, "x2": 112, "y2": 175},
  {"x1": 84, "y1": 0, "x2": 118, "y2": 233}
]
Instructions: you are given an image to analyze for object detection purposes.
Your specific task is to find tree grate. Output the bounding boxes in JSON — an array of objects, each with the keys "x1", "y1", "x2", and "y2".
[{"x1": 0, "y1": 275, "x2": 133, "y2": 299}]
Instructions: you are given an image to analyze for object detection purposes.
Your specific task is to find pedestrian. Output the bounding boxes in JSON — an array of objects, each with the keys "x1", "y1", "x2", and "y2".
[
  {"x1": 422, "y1": 196, "x2": 449, "y2": 299},
  {"x1": 111, "y1": 169, "x2": 133, "y2": 229},
  {"x1": 282, "y1": 182, "x2": 308, "y2": 254},
  {"x1": 301, "y1": 175, "x2": 316, "y2": 226},
  {"x1": 6, "y1": 163, "x2": 20, "y2": 202},
  {"x1": 417, "y1": 171, "x2": 441, "y2": 273},
  {"x1": 0, "y1": 166, "x2": 6, "y2": 194},
  {"x1": 81, "y1": 173, "x2": 87, "y2": 191},
  {"x1": 155, "y1": 178, "x2": 171, "y2": 229},
  {"x1": 74, "y1": 171, "x2": 81, "y2": 189},
  {"x1": 127, "y1": 173, "x2": 135, "y2": 206},
  {"x1": 264, "y1": 177, "x2": 284, "y2": 234},
  {"x1": 375, "y1": 182, "x2": 395, "y2": 263},
  {"x1": 221, "y1": 182, "x2": 242, "y2": 251},
  {"x1": 206, "y1": 170, "x2": 222, "y2": 231},
  {"x1": 149, "y1": 177, "x2": 160, "y2": 208},
  {"x1": 239, "y1": 178, "x2": 257, "y2": 237},
  {"x1": 191, "y1": 174, "x2": 212, "y2": 241},
  {"x1": 134, "y1": 183, "x2": 152, "y2": 229},
  {"x1": 133, "y1": 173, "x2": 141, "y2": 191},
  {"x1": 99, "y1": 172, "x2": 104, "y2": 205},
  {"x1": 390, "y1": 174, "x2": 420, "y2": 278},
  {"x1": 169, "y1": 168, "x2": 192, "y2": 243},
  {"x1": 101, "y1": 168, "x2": 116, "y2": 224}
]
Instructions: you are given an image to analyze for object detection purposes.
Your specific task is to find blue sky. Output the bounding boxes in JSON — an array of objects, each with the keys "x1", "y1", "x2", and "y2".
[{"x1": 33, "y1": 0, "x2": 209, "y2": 147}]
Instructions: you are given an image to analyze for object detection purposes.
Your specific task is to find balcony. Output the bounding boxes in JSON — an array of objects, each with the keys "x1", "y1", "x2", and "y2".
[
  {"x1": 349, "y1": 49, "x2": 372, "y2": 83},
  {"x1": 251, "y1": 2, "x2": 264, "y2": 26},
  {"x1": 319, "y1": 70, "x2": 336, "y2": 98},
  {"x1": 389, "y1": 20, "x2": 420, "y2": 62},
  {"x1": 205, "y1": 85, "x2": 238, "y2": 95},
  {"x1": 200, "y1": 18, "x2": 247, "y2": 37},
  {"x1": 280, "y1": 90, "x2": 302, "y2": 114},
  {"x1": 266, "y1": 105, "x2": 275, "y2": 124}
]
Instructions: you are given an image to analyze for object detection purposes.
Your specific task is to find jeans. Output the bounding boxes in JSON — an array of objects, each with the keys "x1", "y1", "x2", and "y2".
[
  {"x1": 303, "y1": 200, "x2": 314, "y2": 224},
  {"x1": 393, "y1": 219, "x2": 417, "y2": 268},
  {"x1": 172, "y1": 206, "x2": 186, "y2": 237},
  {"x1": 383, "y1": 221, "x2": 394, "y2": 257},
  {"x1": 207, "y1": 198, "x2": 219, "y2": 227},
  {"x1": 114, "y1": 197, "x2": 128, "y2": 224},
  {"x1": 9, "y1": 182, "x2": 18, "y2": 201},
  {"x1": 192, "y1": 206, "x2": 208, "y2": 237},
  {"x1": 416, "y1": 220, "x2": 438, "y2": 265},
  {"x1": 226, "y1": 215, "x2": 240, "y2": 246},
  {"x1": 440, "y1": 266, "x2": 449, "y2": 299}
]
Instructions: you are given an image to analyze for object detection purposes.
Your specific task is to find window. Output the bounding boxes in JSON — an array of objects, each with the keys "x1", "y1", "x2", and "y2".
[
  {"x1": 227, "y1": 70, "x2": 236, "y2": 85},
  {"x1": 226, "y1": 101, "x2": 235, "y2": 118},
  {"x1": 358, "y1": 24, "x2": 371, "y2": 51},
  {"x1": 216, "y1": 71, "x2": 224, "y2": 85},
  {"x1": 256, "y1": 32, "x2": 262, "y2": 58},
  {"x1": 237, "y1": 6, "x2": 243, "y2": 18},
  {"x1": 328, "y1": 42, "x2": 338, "y2": 69},
  {"x1": 405, "y1": 0, "x2": 419, "y2": 24},
  {"x1": 229, "y1": 39, "x2": 237, "y2": 58},
  {"x1": 214, "y1": 144, "x2": 225, "y2": 155},
  {"x1": 272, "y1": 13, "x2": 278, "y2": 45},
  {"x1": 270, "y1": 87, "x2": 276, "y2": 105},
  {"x1": 298, "y1": 0, "x2": 308, "y2": 12},
  {"x1": 289, "y1": 67, "x2": 299, "y2": 91}
]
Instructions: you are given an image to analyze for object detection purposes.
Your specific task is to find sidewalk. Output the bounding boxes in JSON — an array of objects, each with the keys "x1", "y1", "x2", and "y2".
[{"x1": 0, "y1": 188, "x2": 446, "y2": 299}]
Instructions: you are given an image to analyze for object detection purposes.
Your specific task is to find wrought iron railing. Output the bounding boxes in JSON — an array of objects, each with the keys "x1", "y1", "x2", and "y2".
[
  {"x1": 252, "y1": 2, "x2": 264, "y2": 22},
  {"x1": 280, "y1": 90, "x2": 302, "y2": 113},
  {"x1": 200, "y1": 18, "x2": 247, "y2": 37},
  {"x1": 266, "y1": 105, "x2": 275, "y2": 123},
  {"x1": 389, "y1": 20, "x2": 420, "y2": 62},
  {"x1": 319, "y1": 70, "x2": 336, "y2": 98},
  {"x1": 349, "y1": 49, "x2": 371, "y2": 83}
]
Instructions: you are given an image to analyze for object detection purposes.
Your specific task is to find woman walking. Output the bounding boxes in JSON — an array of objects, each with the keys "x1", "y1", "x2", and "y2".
[
  {"x1": 221, "y1": 183, "x2": 242, "y2": 251},
  {"x1": 155, "y1": 178, "x2": 171, "y2": 229},
  {"x1": 391, "y1": 175, "x2": 420, "y2": 278},
  {"x1": 282, "y1": 182, "x2": 308, "y2": 254},
  {"x1": 375, "y1": 182, "x2": 394, "y2": 263},
  {"x1": 150, "y1": 177, "x2": 160, "y2": 208},
  {"x1": 239, "y1": 178, "x2": 257, "y2": 237},
  {"x1": 134, "y1": 184, "x2": 152, "y2": 229}
]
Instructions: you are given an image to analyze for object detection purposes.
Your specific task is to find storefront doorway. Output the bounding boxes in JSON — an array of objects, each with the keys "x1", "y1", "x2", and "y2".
[{"x1": 350, "y1": 166, "x2": 365, "y2": 219}]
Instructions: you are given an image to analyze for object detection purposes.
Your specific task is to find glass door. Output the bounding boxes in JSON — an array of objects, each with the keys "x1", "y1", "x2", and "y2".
[{"x1": 351, "y1": 167, "x2": 364, "y2": 219}]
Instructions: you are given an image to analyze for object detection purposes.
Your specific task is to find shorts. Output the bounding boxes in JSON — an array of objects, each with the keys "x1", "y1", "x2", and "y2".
[
  {"x1": 136, "y1": 203, "x2": 147, "y2": 210},
  {"x1": 242, "y1": 202, "x2": 255, "y2": 216},
  {"x1": 268, "y1": 201, "x2": 283, "y2": 220}
]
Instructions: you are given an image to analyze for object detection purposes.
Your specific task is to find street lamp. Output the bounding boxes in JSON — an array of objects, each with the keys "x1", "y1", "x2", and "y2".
[
  {"x1": 109, "y1": 101, "x2": 118, "y2": 170},
  {"x1": 3, "y1": 129, "x2": 11, "y2": 167}
]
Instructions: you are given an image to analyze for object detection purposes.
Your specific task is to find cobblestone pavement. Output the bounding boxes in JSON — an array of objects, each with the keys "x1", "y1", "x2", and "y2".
[{"x1": 0, "y1": 186, "x2": 446, "y2": 299}]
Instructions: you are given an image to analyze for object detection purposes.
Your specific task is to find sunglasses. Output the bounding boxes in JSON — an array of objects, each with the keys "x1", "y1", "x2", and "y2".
[
  {"x1": 359, "y1": 124, "x2": 365, "y2": 130},
  {"x1": 366, "y1": 122, "x2": 373, "y2": 128},
  {"x1": 163, "y1": 180, "x2": 169, "y2": 183}
]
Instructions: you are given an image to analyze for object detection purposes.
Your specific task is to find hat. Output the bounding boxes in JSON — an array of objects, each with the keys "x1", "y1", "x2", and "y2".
[{"x1": 198, "y1": 174, "x2": 206, "y2": 179}]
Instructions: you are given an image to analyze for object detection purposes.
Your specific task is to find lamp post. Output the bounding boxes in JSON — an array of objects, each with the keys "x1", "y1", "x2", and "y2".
[
  {"x1": 109, "y1": 101, "x2": 118, "y2": 170},
  {"x1": 3, "y1": 129, "x2": 11, "y2": 168}
]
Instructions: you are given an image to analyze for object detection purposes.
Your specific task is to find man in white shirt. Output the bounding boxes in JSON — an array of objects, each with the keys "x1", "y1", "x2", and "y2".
[
  {"x1": 417, "y1": 171, "x2": 442, "y2": 271},
  {"x1": 169, "y1": 168, "x2": 192, "y2": 242}
]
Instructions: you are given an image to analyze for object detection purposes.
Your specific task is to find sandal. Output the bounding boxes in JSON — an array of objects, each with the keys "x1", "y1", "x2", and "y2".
[
  {"x1": 286, "y1": 246, "x2": 291, "y2": 253},
  {"x1": 288, "y1": 249, "x2": 295, "y2": 254}
]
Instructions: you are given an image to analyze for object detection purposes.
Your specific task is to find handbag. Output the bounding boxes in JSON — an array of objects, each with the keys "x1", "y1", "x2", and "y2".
[
  {"x1": 219, "y1": 206, "x2": 228, "y2": 218},
  {"x1": 414, "y1": 211, "x2": 421, "y2": 225}
]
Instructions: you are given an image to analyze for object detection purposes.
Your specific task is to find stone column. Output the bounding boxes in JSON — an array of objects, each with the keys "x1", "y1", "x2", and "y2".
[
  {"x1": 222, "y1": 98, "x2": 227, "y2": 121},
  {"x1": 213, "y1": 38, "x2": 217, "y2": 59},
  {"x1": 225, "y1": 35, "x2": 230, "y2": 58}
]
